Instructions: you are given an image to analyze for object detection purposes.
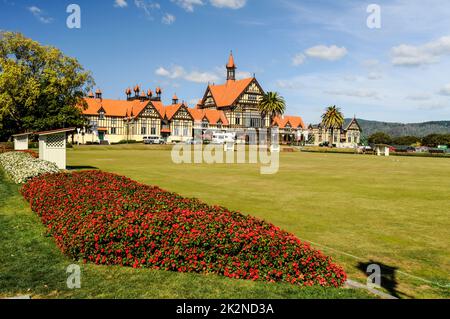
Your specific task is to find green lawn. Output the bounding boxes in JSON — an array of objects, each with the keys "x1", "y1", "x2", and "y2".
[
  {"x1": 62, "y1": 145, "x2": 450, "y2": 299},
  {"x1": 0, "y1": 160, "x2": 373, "y2": 299}
]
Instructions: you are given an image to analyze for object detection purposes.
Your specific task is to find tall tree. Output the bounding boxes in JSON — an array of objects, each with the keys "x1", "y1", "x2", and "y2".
[
  {"x1": 368, "y1": 132, "x2": 392, "y2": 145},
  {"x1": 258, "y1": 92, "x2": 286, "y2": 144},
  {"x1": 0, "y1": 31, "x2": 94, "y2": 141},
  {"x1": 321, "y1": 105, "x2": 344, "y2": 146}
]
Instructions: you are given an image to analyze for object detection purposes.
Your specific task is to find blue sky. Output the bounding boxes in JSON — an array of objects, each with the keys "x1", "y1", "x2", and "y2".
[{"x1": 1, "y1": 0, "x2": 450, "y2": 123}]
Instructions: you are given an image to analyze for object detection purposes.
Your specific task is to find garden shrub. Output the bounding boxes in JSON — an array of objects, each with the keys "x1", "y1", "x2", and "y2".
[
  {"x1": 0, "y1": 151, "x2": 59, "y2": 184},
  {"x1": 21, "y1": 171, "x2": 347, "y2": 287}
]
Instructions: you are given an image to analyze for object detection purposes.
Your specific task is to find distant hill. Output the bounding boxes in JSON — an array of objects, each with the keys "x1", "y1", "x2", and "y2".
[{"x1": 353, "y1": 119, "x2": 450, "y2": 138}]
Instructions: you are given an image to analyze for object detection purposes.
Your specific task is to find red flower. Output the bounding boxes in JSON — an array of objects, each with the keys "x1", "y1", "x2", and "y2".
[{"x1": 20, "y1": 171, "x2": 347, "y2": 287}]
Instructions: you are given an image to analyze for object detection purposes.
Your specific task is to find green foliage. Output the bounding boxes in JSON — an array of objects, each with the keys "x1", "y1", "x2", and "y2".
[
  {"x1": 258, "y1": 92, "x2": 286, "y2": 118},
  {"x1": 355, "y1": 119, "x2": 450, "y2": 138},
  {"x1": 421, "y1": 134, "x2": 450, "y2": 147},
  {"x1": 64, "y1": 147, "x2": 450, "y2": 298},
  {"x1": 368, "y1": 132, "x2": 392, "y2": 145},
  {"x1": 0, "y1": 170, "x2": 373, "y2": 299},
  {"x1": 321, "y1": 106, "x2": 344, "y2": 129},
  {"x1": 112, "y1": 140, "x2": 140, "y2": 145},
  {"x1": 391, "y1": 136, "x2": 421, "y2": 146},
  {"x1": 0, "y1": 31, "x2": 94, "y2": 141},
  {"x1": 321, "y1": 106, "x2": 344, "y2": 145}
]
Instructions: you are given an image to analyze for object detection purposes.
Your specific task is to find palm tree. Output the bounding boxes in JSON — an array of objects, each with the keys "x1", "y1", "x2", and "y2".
[
  {"x1": 321, "y1": 105, "x2": 344, "y2": 147},
  {"x1": 258, "y1": 92, "x2": 286, "y2": 144}
]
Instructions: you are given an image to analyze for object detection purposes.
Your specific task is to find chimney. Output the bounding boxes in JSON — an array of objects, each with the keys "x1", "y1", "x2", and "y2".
[
  {"x1": 172, "y1": 93, "x2": 179, "y2": 105},
  {"x1": 95, "y1": 89, "x2": 102, "y2": 99}
]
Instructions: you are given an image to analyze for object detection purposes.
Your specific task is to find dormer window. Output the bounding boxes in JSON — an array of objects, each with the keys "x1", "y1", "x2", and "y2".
[
  {"x1": 99, "y1": 111, "x2": 105, "y2": 120},
  {"x1": 202, "y1": 119, "x2": 209, "y2": 128}
]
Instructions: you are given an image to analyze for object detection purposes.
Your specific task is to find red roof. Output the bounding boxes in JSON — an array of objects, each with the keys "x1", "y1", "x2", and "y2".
[
  {"x1": 227, "y1": 52, "x2": 236, "y2": 68},
  {"x1": 188, "y1": 109, "x2": 229, "y2": 125},
  {"x1": 81, "y1": 97, "x2": 230, "y2": 127},
  {"x1": 272, "y1": 116, "x2": 306, "y2": 129},
  {"x1": 82, "y1": 98, "x2": 149, "y2": 118},
  {"x1": 207, "y1": 78, "x2": 254, "y2": 108}
]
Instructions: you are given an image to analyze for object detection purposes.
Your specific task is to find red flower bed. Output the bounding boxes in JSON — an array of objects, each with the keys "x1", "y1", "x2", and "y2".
[{"x1": 21, "y1": 171, "x2": 347, "y2": 287}]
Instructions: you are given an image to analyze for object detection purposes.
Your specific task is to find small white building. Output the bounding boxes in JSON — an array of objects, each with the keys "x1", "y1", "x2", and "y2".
[
  {"x1": 12, "y1": 132, "x2": 31, "y2": 151},
  {"x1": 374, "y1": 144, "x2": 391, "y2": 157},
  {"x1": 36, "y1": 128, "x2": 75, "y2": 169}
]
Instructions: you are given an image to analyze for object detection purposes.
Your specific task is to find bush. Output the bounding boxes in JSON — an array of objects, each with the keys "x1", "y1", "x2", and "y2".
[
  {"x1": 112, "y1": 140, "x2": 140, "y2": 145},
  {"x1": 368, "y1": 132, "x2": 392, "y2": 145},
  {"x1": 0, "y1": 152, "x2": 59, "y2": 184},
  {"x1": 21, "y1": 171, "x2": 347, "y2": 287}
]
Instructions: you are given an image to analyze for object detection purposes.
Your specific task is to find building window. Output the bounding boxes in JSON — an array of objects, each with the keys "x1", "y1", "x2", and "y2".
[
  {"x1": 151, "y1": 127, "x2": 156, "y2": 135},
  {"x1": 202, "y1": 120, "x2": 209, "y2": 128},
  {"x1": 183, "y1": 128, "x2": 189, "y2": 136},
  {"x1": 110, "y1": 127, "x2": 117, "y2": 135},
  {"x1": 235, "y1": 117, "x2": 241, "y2": 125},
  {"x1": 99, "y1": 112, "x2": 105, "y2": 120},
  {"x1": 174, "y1": 127, "x2": 179, "y2": 136},
  {"x1": 248, "y1": 94, "x2": 258, "y2": 102},
  {"x1": 250, "y1": 118, "x2": 261, "y2": 128},
  {"x1": 111, "y1": 118, "x2": 117, "y2": 126},
  {"x1": 141, "y1": 126, "x2": 147, "y2": 135}
]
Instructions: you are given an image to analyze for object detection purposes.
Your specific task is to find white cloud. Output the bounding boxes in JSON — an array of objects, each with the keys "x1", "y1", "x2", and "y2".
[
  {"x1": 236, "y1": 71, "x2": 252, "y2": 79},
  {"x1": 210, "y1": 0, "x2": 246, "y2": 9},
  {"x1": 114, "y1": 0, "x2": 128, "y2": 8},
  {"x1": 155, "y1": 65, "x2": 219, "y2": 83},
  {"x1": 171, "y1": 0, "x2": 245, "y2": 12},
  {"x1": 325, "y1": 89, "x2": 379, "y2": 99},
  {"x1": 185, "y1": 71, "x2": 219, "y2": 83},
  {"x1": 155, "y1": 67, "x2": 171, "y2": 77},
  {"x1": 162, "y1": 13, "x2": 176, "y2": 25},
  {"x1": 171, "y1": 0, "x2": 204, "y2": 12},
  {"x1": 391, "y1": 36, "x2": 450, "y2": 66},
  {"x1": 439, "y1": 83, "x2": 450, "y2": 96},
  {"x1": 28, "y1": 6, "x2": 53, "y2": 24},
  {"x1": 292, "y1": 53, "x2": 306, "y2": 66},
  {"x1": 155, "y1": 65, "x2": 186, "y2": 79},
  {"x1": 305, "y1": 45, "x2": 348, "y2": 61},
  {"x1": 134, "y1": 0, "x2": 161, "y2": 18}
]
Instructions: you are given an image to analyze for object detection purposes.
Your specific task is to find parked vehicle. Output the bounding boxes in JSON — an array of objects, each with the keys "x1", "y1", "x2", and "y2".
[
  {"x1": 212, "y1": 132, "x2": 236, "y2": 144},
  {"x1": 185, "y1": 138, "x2": 202, "y2": 145},
  {"x1": 143, "y1": 136, "x2": 165, "y2": 144}
]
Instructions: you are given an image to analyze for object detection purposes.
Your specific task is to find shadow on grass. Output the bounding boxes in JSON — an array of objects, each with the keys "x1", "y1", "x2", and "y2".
[
  {"x1": 357, "y1": 260, "x2": 414, "y2": 299},
  {"x1": 66, "y1": 166, "x2": 99, "y2": 170}
]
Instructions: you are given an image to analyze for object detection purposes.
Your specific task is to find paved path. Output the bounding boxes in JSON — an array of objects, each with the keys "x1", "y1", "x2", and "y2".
[{"x1": 346, "y1": 279, "x2": 398, "y2": 299}]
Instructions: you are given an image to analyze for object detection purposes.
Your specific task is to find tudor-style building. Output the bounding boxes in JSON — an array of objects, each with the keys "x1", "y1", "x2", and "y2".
[
  {"x1": 75, "y1": 53, "x2": 309, "y2": 145},
  {"x1": 76, "y1": 87, "x2": 228, "y2": 144},
  {"x1": 307, "y1": 117, "x2": 362, "y2": 148},
  {"x1": 272, "y1": 115, "x2": 306, "y2": 144},
  {"x1": 197, "y1": 52, "x2": 271, "y2": 129}
]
